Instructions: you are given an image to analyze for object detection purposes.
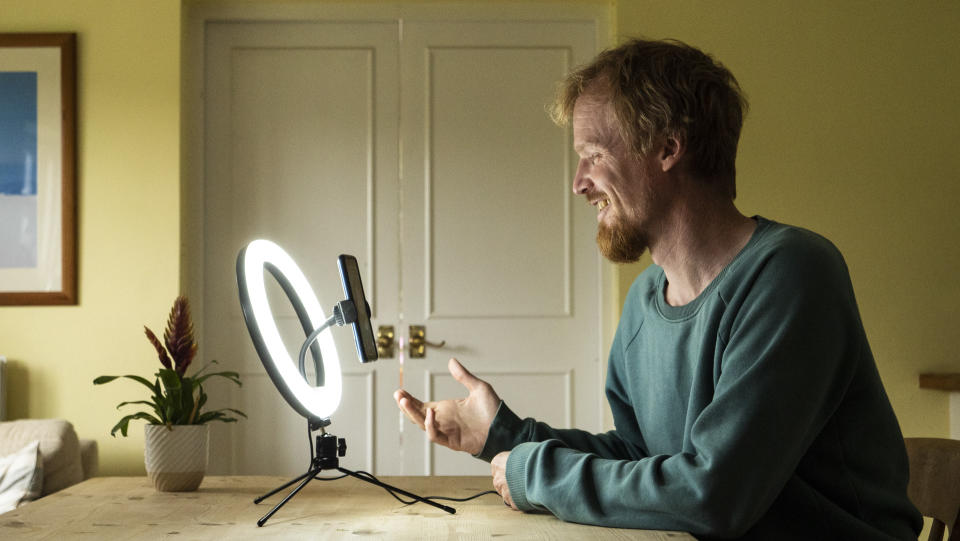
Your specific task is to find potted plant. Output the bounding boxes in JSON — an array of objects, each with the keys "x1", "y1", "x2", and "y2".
[{"x1": 94, "y1": 295, "x2": 245, "y2": 491}]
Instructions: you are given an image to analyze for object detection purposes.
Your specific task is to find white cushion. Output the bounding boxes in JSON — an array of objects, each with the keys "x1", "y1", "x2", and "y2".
[{"x1": 0, "y1": 440, "x2": 43, "y2": 514}]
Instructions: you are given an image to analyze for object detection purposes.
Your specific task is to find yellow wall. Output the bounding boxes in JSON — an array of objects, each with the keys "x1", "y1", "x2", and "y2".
[
  {"x1": 0, "y1": 0, "x2": 182, "y2": 474},
  {"x1": 615, "y1": 1, "x2": 960, "y2": 439}
]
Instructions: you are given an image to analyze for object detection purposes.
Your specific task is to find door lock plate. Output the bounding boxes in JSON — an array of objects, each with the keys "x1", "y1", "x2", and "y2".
[
  {"x1": 376, "y1": 325, "x2": 395, "y2": 359},
  {"x1": 408, "y1": 325, "x2": 446, "y2": 358}
]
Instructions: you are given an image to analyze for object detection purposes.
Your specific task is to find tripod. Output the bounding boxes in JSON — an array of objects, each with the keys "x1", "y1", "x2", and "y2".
[{"x1": 253, "y1": 420, "x2": 455, "y2": 527}]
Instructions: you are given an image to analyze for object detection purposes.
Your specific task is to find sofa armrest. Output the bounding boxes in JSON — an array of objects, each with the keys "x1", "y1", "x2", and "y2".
[
  {"x1": 79, "y1": 438, "x2": 98, "y2": 479},
  {"x1": 0, "y1": 419, "x2": 84, "y2": 496}
]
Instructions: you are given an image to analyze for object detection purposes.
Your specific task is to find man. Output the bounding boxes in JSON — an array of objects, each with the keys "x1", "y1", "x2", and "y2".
[{"x1": 394, "y1": 39, "x2": 922, "y2": 540}]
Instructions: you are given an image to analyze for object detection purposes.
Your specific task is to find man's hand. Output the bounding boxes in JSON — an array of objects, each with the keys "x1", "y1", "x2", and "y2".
[
  {"x1": 393, "y1": 358, "x2": 500, "y2": 456},
  {"x1": 491, "y1": 451, "x2": 517, "y2": 510}
]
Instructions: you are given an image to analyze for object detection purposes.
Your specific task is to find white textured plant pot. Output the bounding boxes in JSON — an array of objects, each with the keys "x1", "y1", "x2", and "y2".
[{"x1": 144, "y1": 424, "x2": 209, "y2": 492}]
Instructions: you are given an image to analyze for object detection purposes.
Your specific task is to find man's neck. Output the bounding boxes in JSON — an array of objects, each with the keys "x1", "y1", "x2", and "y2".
[{"x1": 649, "y1": 196, "x2": 756, "y2": 307}]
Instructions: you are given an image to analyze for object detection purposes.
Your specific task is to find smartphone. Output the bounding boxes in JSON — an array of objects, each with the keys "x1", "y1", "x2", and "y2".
[{"x1": 337, "y1": 254, "x2": 378, "y2": 363}]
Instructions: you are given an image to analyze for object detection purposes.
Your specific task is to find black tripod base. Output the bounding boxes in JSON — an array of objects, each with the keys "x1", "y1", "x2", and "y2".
[
  {"x1": 253, "y1": 434, "x2": 455, "y2": 526},
  {"x1": 255, "y1": 465, "x2": 324, "y2": 527}
]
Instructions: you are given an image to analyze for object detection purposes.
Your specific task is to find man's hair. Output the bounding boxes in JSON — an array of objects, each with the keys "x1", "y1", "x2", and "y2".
[{"x1": 552, "y1": 38, "x2": 748, "y2": 197}]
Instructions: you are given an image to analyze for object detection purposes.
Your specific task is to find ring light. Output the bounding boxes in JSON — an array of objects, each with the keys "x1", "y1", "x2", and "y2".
[
  {"x1": 237, "y1": 241, "x2": 451, "y2": 526},
  {"x1": 236, "y1": 239, "x2": 342, "y2": 421}
]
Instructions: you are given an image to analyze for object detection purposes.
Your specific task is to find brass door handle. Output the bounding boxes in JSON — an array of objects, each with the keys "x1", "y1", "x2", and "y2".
[
  {"x1": 408, "y1": 325, "x2": 446, "y2": 358},
  {"x1": 376, "y1": 325, "x2": 395, "y2": 359}
]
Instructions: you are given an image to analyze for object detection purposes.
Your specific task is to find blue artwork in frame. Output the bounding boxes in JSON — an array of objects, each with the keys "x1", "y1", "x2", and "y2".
[
  {"x1": 0, "y1": 71, "x2": 39, "y2": 268},
  {"x1": 0, "y1": 33, "x2": 76, "y2": 305}
]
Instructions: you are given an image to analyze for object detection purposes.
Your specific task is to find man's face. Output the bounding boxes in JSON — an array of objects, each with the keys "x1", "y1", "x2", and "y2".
[{"x1": 572, "y1": 93, "x2": 660, "y2": 263}]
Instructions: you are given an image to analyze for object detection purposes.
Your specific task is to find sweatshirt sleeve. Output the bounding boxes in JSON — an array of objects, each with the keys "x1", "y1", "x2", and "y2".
[
  {"x1": 475, "y1": 321, "x2": 649, "y2": 464},
  {"x1": 475, "y1": 400, "x2": 645, "y2": 462},
  {"x1": 503, "y1": 237, "x2": 864, "y2": 537}
]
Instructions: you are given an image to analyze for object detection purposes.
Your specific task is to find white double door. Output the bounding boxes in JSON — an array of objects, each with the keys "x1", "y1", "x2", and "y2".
[{"x1": 200, "y1": 17, "x2": 602, "y2": 476}]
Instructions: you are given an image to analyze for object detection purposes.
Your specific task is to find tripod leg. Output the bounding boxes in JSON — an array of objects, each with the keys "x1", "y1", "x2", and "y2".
[
  {"x1": 338, "y1": 467, "x2": 456, "y2": 514},
  {"x1": 254, "y1": 468, "x2": 316, "y2": 504},
  {"x1": 257, "y1": 466, "x2": 323, "y2": 527}
]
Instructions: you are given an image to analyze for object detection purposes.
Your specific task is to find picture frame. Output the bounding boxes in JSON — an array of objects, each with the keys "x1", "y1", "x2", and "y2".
[{"x1": 0, "y1": 33, "x2": 77, "y2": 305}]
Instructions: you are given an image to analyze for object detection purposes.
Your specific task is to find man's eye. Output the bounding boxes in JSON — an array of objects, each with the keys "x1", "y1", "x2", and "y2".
[{"x1": 590, "y1": 154, "x2": 602, "y2": 165}]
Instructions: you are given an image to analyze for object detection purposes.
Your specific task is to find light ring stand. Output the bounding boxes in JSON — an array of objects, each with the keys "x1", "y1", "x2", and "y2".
[
  {"x1": 236, "y1": 241, "x2": 455, "y2": 526},
  {"x1": 237, "y1": 240, "x2": 341, "y2": 423}
]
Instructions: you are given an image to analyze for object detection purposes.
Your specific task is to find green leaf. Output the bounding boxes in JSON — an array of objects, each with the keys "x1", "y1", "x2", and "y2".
[
  {"x1": 195, "y1": 390, "x2": 208, "y2": 412},
  {"x1": 157, "y1": 368, "x2": 183, "y2": 394},
  {"x1": 187, "y1": 381, "x2": 205, "y2": 424},
  {"x1": 192, "y1": 411, "x2": 215, "y2": 424},
  {"x1": 116, "y1": 400, "x2": 160, "y2": 411},
  {"x1": 193, "y1": 408, "x2": 246, "y2": 424},
  {"x1": 194, "y1": 370, "x2": 243, "y2": 387},
  {"x1": 194, "y1": 411, "x2": 227, "y2": 424},
  {"x1": 192, "y1": 359, "x2": 219, "y2": 377},
  {"x1": 178, "y1": 377, "x2": 195, "y2": 424},
  {"x1": 156, "y1": 369, "x2": 185, "y2": 422},
  {"x1": 221, "y1": 407, "x2": 247, "y2": 418},
  {"x1": 165, "y1": 399, "x2": 177, "y2": 424},
  {"x1": 93, "y1": 374, "x2": 156, "y2": 392},
  {"x1": 109, "y1": 412, "x2": 161, "y2": 437},
  {"x1": 150, "y1": 387, "x2": 169, "y2": 423}
]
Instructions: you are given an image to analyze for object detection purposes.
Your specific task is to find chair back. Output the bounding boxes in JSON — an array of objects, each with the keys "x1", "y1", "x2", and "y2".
[{"x1": 905, "y1": 437, "x2": 960, "y2": 541}]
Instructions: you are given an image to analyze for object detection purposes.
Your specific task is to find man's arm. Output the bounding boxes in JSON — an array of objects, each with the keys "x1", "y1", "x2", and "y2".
[
  {"x1": 477, "y1": 400, "x2": 645, "y2": 462},
  {"x1": 396, "y1": 358, "x2": 645, "y2": 462}
]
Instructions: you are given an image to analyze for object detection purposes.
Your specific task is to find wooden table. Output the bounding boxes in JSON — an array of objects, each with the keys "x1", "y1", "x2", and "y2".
[{"x1": 2, "y1": 476, "x2": 696, "y2": 540}]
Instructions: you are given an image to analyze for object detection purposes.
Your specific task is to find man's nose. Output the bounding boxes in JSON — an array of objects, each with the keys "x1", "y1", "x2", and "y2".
[{"x1": 572, "y1": 159, "x2": 592, "y2": 195}]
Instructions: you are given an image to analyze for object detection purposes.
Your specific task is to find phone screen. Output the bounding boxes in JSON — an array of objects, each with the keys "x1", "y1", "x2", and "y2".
[{"x1": 337, "y1": 255, "x2": 378, "y2": 362}]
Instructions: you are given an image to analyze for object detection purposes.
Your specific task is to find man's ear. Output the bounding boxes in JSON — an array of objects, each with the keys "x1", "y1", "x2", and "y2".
[{"x1": 658, "y1": 134, "x2": 685, "y2": 173}]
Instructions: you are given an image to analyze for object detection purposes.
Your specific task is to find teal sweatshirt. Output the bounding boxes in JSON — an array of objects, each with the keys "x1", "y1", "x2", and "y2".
[{"x1": 477, "y1": 217, "x2": 922, "y2": 540}]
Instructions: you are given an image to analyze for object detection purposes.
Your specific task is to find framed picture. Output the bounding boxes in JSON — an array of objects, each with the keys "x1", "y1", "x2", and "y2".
[{"x1": 0, "y1": 33, "x2": 76, "y2": 305}]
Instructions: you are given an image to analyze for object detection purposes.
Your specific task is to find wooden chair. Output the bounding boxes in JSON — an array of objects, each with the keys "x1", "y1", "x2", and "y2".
[{"x1": 905, "y1": 437, "x2": 960, "y2": 541}]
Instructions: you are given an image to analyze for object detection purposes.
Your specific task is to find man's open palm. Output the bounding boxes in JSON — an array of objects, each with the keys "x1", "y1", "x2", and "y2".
[{"x1": 394, "y1": 358, "x2": 500, "y2": 456}]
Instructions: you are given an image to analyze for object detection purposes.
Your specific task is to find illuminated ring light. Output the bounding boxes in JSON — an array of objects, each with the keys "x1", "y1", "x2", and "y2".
[{"x1": 236, "y1": 240, "x2": 342, "y2": 421}]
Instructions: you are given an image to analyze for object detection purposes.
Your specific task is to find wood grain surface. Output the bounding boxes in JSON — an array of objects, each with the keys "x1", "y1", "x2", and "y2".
[{"x1": 1, "y1": 476, "x2": 696, "y2": 540}]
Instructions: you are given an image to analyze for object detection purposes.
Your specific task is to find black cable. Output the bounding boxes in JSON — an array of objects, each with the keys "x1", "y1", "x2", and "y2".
[
  {"x1": 351, "y1": 469, "x2": 499, "y2": 507},
  {"x1": 421, "y1": 491, "x2": 499, "y2": 503},
  {"x1": 355, "y1": 470, "x2": 414, "y2": 505},
  {"x1": 304, "y1": 422, "x2": 497, "y2": 507}
]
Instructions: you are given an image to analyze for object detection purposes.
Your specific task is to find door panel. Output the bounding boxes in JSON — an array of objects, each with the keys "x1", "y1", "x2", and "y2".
[
  {"x1": 399, "y1": 21, "x2": 600, "y2": 475},
  {"x1": 427, "y1": 46, "x2": 570, "y2": 317}
]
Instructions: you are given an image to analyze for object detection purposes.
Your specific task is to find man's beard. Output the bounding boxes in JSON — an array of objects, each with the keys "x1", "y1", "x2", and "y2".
[{"x1": 597, "y1": 217, "x2": 647, "y2": 263}]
